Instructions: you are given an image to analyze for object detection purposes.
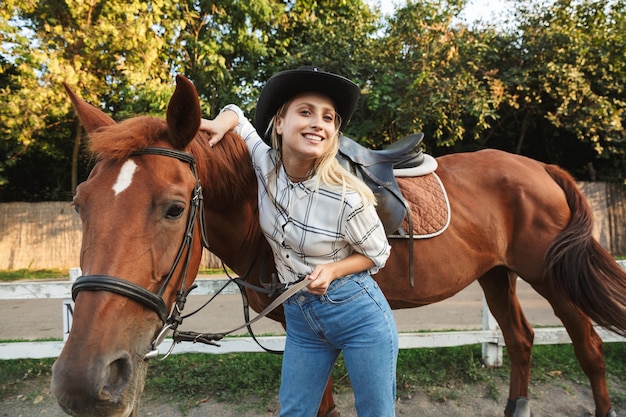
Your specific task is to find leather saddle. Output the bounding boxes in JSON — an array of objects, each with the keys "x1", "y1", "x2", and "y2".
[
  {"x1": 337, "y1": 133, "x2": 428, "y2": 287},
  {"x1": 337, "y1": 133, "x2": 424, "y2": 235}
]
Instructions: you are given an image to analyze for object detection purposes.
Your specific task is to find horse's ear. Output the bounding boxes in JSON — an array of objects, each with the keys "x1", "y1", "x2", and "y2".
[
  {"x1": 63, "y1": 83, "x2": 116, "y2": 133},
  {"x1": 166, "y1": 75, "x2": 201, "y2": 150}
]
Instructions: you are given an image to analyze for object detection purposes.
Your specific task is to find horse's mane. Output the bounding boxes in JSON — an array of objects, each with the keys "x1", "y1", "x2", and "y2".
[
  {"x1": 89, "y1": 116, "x2": 167, "y2": 159},
  {"x1": 190, "y1": 130, "x2": 257, "y2": 206},
  {"x1": 86, "y1": 114, "x2": 256, "y2": 206}
]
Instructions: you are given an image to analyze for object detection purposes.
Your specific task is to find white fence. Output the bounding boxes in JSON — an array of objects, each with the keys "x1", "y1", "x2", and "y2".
[{"x1": 1, "y1": 268, "x2": 625, "y2": 366}]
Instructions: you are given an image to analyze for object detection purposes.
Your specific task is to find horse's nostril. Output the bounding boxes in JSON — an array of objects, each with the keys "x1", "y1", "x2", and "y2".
[
  {"x1": 52, "y1": 352, "x2": 134, "y2": 414},
  {"x1": 100, "y1": 354, "x2": 133, "y2": 400}
]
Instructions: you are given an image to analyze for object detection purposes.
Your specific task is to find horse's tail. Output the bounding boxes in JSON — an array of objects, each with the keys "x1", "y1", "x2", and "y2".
[{"x1": 545, "y1": 164, "x2": 626, "y2": 337}]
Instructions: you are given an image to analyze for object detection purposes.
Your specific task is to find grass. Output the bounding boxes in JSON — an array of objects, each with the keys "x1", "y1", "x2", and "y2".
[
  {"x1": 150, "y1": 341, "x2": 605, "y2": 408},
  {"x1": 2, "y1": 343, "x2": 625, "y2": 412},
  {"x1": 0, "y1": 268, "x2": 228, "y2": 282},
  {"x1": 0, "y1": 269, "x2": 69, "y2": 281}
]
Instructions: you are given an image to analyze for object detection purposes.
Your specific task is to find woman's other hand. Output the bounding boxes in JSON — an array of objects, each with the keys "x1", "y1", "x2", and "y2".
[{"x1": 200, "y1": 118, "x2": 230, "y2": 147}]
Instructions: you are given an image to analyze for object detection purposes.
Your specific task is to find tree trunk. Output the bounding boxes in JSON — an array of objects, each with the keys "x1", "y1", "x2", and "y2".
[{"x1": 515, "y1": 112, "x2": 530, "y2": 155}]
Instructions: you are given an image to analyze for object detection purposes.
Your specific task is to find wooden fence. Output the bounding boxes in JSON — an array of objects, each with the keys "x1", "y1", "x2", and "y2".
[
  {"x1": 0, "y1": 201, "x2": 222, "y2": 270},
  {"x1": 2, "y1": 182, "x2": 626, "y2": 270},
  {"x1": 1, "y1": 269, "x2": 624, "y2": 363}
]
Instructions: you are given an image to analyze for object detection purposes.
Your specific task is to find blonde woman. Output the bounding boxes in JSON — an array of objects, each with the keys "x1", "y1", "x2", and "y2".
[{"x1": 201, "y1": 66, "x2": 398, "y2": 417}]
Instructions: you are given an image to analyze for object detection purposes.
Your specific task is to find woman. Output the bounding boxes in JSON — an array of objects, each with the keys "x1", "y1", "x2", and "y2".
[{"x1": 201, "y1": 66, "x2": 398, "y2": 417}]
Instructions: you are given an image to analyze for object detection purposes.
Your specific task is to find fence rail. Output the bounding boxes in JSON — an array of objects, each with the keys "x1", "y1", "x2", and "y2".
[{"x1": 2, "y1": 266, "x2": 625, "y2": 364}]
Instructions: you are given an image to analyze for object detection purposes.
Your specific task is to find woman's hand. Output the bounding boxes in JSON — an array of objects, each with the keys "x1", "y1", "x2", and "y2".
[
  {"x1": 305, "y1": 264, "x2": 337, "y2": 295},
  {"x1": 200, "y1": 109, "x2": 238, "y2": 147},
  {"x1": 200, "y1": 118, "x2": 229, "y2": 147},
  {"x1": 305, "y1": 253, "x2": 375, "y2": 295}
]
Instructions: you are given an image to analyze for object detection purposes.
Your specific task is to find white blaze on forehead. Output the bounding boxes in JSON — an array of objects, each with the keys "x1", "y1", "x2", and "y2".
[{"x1": 112, "y1": 160, "x2": 138, "y2": 195}]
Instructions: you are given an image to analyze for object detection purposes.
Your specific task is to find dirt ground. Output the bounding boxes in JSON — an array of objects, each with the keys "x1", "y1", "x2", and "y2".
[
  {"x1": 2, "y1": 373, "x2": 623, "y2": 417},
  {"x1": 2, "y1": 279, "x2": 624, "y2": 416}
]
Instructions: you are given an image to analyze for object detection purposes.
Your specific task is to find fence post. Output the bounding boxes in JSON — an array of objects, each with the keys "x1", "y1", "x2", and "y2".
[
  {"x1": 481, "y1": 295, "x2": 503, "y2": 366},
  {"x1": 62, "y1": 268, "x2": 81, "y2": 341}
]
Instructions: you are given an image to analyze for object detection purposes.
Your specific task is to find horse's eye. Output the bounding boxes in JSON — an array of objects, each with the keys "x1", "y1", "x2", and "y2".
[{"x1": 166, "y1": 204, "x2": 185, "y2": 219}]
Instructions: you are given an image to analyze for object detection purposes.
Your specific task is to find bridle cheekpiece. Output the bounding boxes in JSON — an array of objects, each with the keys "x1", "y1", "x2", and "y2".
[{"x1": 71, "y1": 147, "x2": 209, "y2": 359}]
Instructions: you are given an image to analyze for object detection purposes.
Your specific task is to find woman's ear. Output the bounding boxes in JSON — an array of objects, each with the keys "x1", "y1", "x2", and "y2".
[{"x1": 275, "y1": 116, "x2": 284, "y2": 135}]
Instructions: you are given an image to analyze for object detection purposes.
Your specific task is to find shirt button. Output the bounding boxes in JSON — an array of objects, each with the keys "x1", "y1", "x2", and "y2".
[
  {"x1": 298, "y1": 295, "x2": 306, "y2": 302},
  {"x1": 286, "y1": 254, "x2": 289, "y2": 258}
]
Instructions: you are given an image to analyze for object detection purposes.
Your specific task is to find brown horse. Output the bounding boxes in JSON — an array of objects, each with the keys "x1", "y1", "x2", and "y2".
[{"x1": 51, "y1": 75, "x2": 626, "y2": 417}]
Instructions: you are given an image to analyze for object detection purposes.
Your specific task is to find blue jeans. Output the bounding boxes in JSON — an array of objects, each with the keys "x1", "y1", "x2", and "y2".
[{"x1": 279, "y1": 272, "x2": 398, "y2": 417}]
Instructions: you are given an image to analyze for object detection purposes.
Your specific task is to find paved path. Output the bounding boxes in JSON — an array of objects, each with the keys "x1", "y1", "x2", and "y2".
[{"x1": 0, "y1": 277, "x2": 560, "y2": 341}]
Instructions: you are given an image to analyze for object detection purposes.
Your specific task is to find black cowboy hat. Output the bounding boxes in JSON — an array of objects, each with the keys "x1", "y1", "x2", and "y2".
[{"x1": 254, "y1": 66, "x2": 360, "y2": 144}]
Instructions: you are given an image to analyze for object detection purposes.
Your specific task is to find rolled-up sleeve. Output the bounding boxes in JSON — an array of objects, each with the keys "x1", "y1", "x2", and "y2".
[
  {"x1": 344, "y1": 202, "x2": 391, "y2": 274},
  {"x1": 220, "y1": 104, "x2": 260, "y2": 145},
  {"x1": 220, "y1": 104, "x2": 275, "y2": 175}
]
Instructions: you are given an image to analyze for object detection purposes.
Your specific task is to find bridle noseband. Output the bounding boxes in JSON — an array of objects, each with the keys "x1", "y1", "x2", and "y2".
[
  {"x1": 71, "y1": 147, "x2": 209, "y2": 358},
  {"x1": 72, "y1": 275, "x2": 169, "y2": 322}
]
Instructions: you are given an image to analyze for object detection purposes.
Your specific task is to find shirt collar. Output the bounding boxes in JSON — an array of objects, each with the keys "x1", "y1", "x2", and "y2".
[{"x1": 280, "y1": 168, "x2": 314, "y2": 199}]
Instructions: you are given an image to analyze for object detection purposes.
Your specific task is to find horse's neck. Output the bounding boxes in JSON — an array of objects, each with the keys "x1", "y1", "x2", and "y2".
[
  {"x1": 202, "y1": 201, "x2": 264, "y2": 271},
  {"x1": 193, "y1": 137, "x2": 263, "y2": 274}
]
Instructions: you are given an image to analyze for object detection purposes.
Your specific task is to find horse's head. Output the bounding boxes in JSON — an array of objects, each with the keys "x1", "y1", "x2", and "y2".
[{"x1": 51, "y1": 75, "x2": 208, "y2": 416}]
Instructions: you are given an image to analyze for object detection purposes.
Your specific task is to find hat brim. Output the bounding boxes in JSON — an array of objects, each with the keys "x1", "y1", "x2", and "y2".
[{"x1": 254, "y1": 67, "x2": 360, "y2": 145}]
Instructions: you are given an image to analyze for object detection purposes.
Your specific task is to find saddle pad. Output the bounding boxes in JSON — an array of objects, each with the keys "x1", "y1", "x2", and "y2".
[{"x1": 396, "y1": 173, "x2": 450, "y2": 238}]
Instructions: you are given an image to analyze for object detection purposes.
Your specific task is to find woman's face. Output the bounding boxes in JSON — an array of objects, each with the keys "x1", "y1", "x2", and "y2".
[{"x1": 275, "y1": 92, "x2": 339, "y2": 163}]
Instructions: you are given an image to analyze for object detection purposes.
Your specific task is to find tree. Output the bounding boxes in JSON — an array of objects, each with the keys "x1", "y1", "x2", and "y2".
[
  {"x1": 239, "y1": 0, "x2": 384, "y2": 143},
  {"x1": 3, "y1": 0, "x2": 626, "y2": 201},
  {"x1": 363, "y1": 0, "x2": 509, "y2": 153},
  {"x1": 168, "y1": 0, "x2": 280, "y2": 116},
  {"x1": 1, "y1": 0, "x2": 185, "y2": 200},
  {"x1": 0, "y1": 0, "x2": 285, "y2": 201},
  {"x1": 0, "y1": 55, "x2": 21, "y2": 190},
  {"x1": 497, "y1": 0, "x2": 626, "y2": 180}
]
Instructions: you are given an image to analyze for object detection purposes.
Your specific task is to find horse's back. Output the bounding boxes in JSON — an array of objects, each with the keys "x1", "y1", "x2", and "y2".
[
  {"x1": 436, "y1": 148, "x2": 548, "y2": 189},
  {"x1": 379, "y1": 149, "x2": 572, "y2": 305},
  {"x1": 439, "y1": 149, "x2": 571, "y2": 266},
  {"x1": 435, "y1": 149, "x2": 569, "y2": 217}
]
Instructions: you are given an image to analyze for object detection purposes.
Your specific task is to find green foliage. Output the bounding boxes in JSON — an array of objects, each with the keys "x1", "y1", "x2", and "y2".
[
  {"x1": 1, "y1": 344, "x2": 626, "y2": 410},
  {"x1": 497, "y1": 0, "x2": 626, "y2": 179},
  {"x1": 171, "y1": 0, "x2": 280, "y2": 115},
  {"x1": 0, "y1": 268, "x2": 68, "y2": 281},
  {"x1": 367, "y1": 0, "x2": 507, "y2": 149},
  {"x1": 2, "y1": 0, "x2": 626, "y2": 200}
]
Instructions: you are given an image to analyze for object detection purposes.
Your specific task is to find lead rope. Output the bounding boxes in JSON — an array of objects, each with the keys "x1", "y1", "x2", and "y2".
[
  {"x1": 150, "y1": 279, "x2": 309, "y2": 359},
  {"x1": 174, "y1": 279, "x2": 308, "y2": 341}
]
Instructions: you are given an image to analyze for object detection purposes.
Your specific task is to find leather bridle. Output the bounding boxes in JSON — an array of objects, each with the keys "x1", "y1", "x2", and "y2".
[
  {"x1": 71, "y1": 147, "x2": 209, "y2": 359},
  {"x1": 70, "y1": 146, "x2": 305, "y2": 360}
]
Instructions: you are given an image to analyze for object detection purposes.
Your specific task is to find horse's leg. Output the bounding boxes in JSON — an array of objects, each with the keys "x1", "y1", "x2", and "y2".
[
  {"x1": 530, "y1": 282, "x2": 615, "y2": 417},
  {"x1": 318, "y1": 376, "x2": 339, "y2": 417},
  {"x1": 478, "y1": 268, "x2": 533, "y2": 417}
]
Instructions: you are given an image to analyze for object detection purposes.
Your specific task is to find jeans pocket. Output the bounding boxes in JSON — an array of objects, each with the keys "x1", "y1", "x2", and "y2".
[
  {"x1": 362, "y1": 284, "x2": 387, "y2": 311},
  {"x1": 324, "y1": 276, "x2": 367, "y2": 305}
]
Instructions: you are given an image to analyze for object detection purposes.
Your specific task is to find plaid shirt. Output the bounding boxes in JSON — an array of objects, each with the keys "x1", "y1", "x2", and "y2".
[{"x1": 223, "y1": 105, "x2": 390, "y2": 284}]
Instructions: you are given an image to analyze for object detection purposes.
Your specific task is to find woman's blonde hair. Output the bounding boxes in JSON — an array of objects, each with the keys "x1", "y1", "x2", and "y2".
[{"x1": 267, "y1": 98, "x2": 376, "y2": 206}]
